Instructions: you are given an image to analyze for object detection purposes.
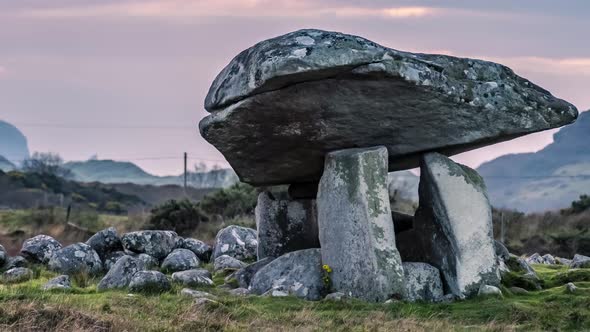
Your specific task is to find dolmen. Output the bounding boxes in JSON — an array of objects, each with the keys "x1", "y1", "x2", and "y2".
[{"x1": 200, "y1": 29, "x2": 578, "y2": 302}]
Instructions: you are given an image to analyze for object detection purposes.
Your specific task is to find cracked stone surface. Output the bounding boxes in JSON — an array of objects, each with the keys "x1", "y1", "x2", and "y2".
[
  {"x1": 212, "y1": 225, "x2": 257, "y2": 261},
  {"x1": 48, "y1": 243, "x2": 103, "y2": 276},
  {"x1": 20, "y1": 235, "x2": 62, "y2": 264},
  {"x1": 97, "y1": 255, "x2": 143, "y2": 291},
  {"x1": 121, "y1": 231, "x2": 178, "y2": 260},
  {"x1": 200, "y1": 29, "x2": 577, "y2": 186}
]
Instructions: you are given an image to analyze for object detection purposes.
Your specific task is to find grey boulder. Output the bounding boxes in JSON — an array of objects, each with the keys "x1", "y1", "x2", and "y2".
[
  {"x1": 214, "y1": 255, "x2": 246, "y2": 272},
  {"x1": 255, "y1": 191, "x2": 319, "y2": 259},
  {"x1": 526, "y1": 253, "x2": 544, "y2": 264},
  {"x1": 478, "y1": 285, "x2": 503, "y2": 297},
  {"x1": 103, "y1": 251, "x2": 126, "y2": 271},
  {"x1": 48, "y1": 243, "x2": 102, "y2": 276},
  {"x1": 403, "y1": 262, "x2": 444, "y2": 302},
  {"x1": 0, "y1": 244, "x2": 6, "y2": 266},
  {"x1": 171, "y1": 269, "x2": 214, "y2": 287},
  {"x1": 178, "y1": 238, "x2": 212, "y2": 262},
  {"x1": 232, "y1": 257, "x2": 274, "y2": 289},
  {"x1": 200, "y1": 29, "x2": 577, "y2": 186},
  {"x1": 86, "y1": 227, "x2": 123, "y2": 259},
  {"x1": 4, "y1": 256, "x2": 27, "y2": 270},
  {"x1": 570, "y1": 254, "x2": 590, "y2": 268},
  {"x1": 121, "y1": 230, "x2": 178, "y2": 260},
  {"x1": 128, "y1": 270, "x2": 171, "y2": 293},
  {"x1": 20, "y1": 235, "x2": 62, "y2": 264},
  {"x1": 180, "y1": 288, "x2": 218, "y2": 299},
  {"x1": 542, "y1": 254, "x2": 556, "y2": 265},
  {"x1": 249, "y1": 249, "x2": 325, "y2": 301},
  {"x1": 228, "y1": 288, "x2": 250, "y2": 297},
  {"x1": 161, "y1": 249, "x2": 200, "y2": 272},
  {"x1": 494, "y1": 241, "x2": 510, "y2": 261},
  {"x1": 2, "y1": 267, "x2": 33, "y2": 283},
  {"x1": 42, "y1": 275, "x2": 71, "y2": 290},
  {"x1": 97, "y1": 255, "x2": 142, "y2": 291},
  {"x1": 212, "y1": 225, "x2": 257, "y2": 261}
]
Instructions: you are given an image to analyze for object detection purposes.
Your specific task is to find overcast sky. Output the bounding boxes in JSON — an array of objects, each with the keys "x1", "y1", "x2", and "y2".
[{"x1": 1, "y1": 0, "x2": 588, "y2": 175}]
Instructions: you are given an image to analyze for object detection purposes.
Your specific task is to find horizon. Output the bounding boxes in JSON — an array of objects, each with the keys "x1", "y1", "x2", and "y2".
[{"x1": 1, "y1": 1, "x2": 589, "y2": 176}]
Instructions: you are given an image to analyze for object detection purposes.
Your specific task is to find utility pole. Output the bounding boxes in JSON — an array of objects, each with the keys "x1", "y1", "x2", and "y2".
[{"x1": 184, "y1": 152, "x2": 188, "y2": 189}]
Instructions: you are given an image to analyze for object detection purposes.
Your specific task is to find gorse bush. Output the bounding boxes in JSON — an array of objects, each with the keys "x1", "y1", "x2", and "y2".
[
  {"x1": 571, "y1": 194, "x2": 590, "y2": 214},
  {"x1": 146, "y1": 199, "x2": 208, "y2": 236},
  {"x1": 199, "y1": 183, "x2": 258, "y2": 220}
]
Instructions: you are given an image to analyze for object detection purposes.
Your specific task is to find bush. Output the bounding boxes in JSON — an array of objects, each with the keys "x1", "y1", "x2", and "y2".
[
  {"x1": 145, "y1": 199, "x2": 208, "y2": 236},
  {"x1": 571, "y1": 195, "x2": 590, "y2": 214},
  {"x1": 199, "y1": 183, "x2": 257, "y2": 220}
]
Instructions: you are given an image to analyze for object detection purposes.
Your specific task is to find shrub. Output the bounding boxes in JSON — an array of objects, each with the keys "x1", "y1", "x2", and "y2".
[
  {"x1": 145, "y1": 199, "x2": 208, "y2": 236},
  {"x1": 199, "y1": 183, "x2": 258, "y2": 220},
  {"x1": 571, "y1": 195, "x2": 590, "y2": 214}
]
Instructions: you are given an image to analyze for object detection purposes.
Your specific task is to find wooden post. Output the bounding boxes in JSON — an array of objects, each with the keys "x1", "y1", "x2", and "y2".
[{"x1": 184, "y1": 152, "x2": 188, "y2": 189}]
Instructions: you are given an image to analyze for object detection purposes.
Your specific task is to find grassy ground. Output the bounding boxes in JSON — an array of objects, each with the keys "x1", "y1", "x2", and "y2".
[{"x1": 2, "y1": 264, "x2": 590, "y2": 331}]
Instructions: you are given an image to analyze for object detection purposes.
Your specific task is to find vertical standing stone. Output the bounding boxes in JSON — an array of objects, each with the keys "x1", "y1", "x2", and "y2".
[
  {"x1": 256, "y1": 191, "x2": 319, "y2": 260},
  {"x1": 317, "y1": 146, "x2": 405, "y2": 302},
  {"x1": 415, "y1": 152, "x2": 500, "y2": 298}
]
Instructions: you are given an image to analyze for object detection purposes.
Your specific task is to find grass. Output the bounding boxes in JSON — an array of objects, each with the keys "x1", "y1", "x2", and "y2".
[{"x1": 2, "y1": 265, "x2": 590, "y2": 331}]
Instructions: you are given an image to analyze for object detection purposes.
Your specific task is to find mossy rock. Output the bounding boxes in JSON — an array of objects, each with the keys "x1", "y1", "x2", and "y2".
[{"x1": 501, "y1": 272, "x2": 543, "y2": 291}]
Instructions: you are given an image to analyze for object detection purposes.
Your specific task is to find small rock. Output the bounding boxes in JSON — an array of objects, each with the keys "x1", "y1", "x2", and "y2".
[
  {"x1": 434, "y1": 294, "x2": 457, "y2": 303},
  {"x1": 542, "y1": 254, "x2": 556, "y2": 265},
  {"x1": 214, "y1": 255, "x2": 246, "y2": 272},
  {"x1": 478, "y1": 285, "x2": 503, "y2": 297},
  {"x1": 194, "y1": 298, "x2": 219, "y2": 306},
  {"x1": 262, "y1": 289, "x2": 289, "y2": 297},
  {"x1": 570, "y1": 254, "x2": 590, "y2": 268},
  {"x1": 162, "y1": 249, "x2": 200, "y2": 272},
  {"x1": 526, "y1": 253, "x2": 544, "y2": 265},
  {"x1": 180, "y1": 288, "x2": 217, "y2": 299},
  {"x1": 556, "y1": 257, "x2": 573, "y2": 266},
  {"x1": 103, "y1": 251, "x2": 126, "y2": 271},
  {"x1": 42, "y1": 275, "x2": 71, "y2": 290},
  {"x1": 232, "y1": 257, "x2": 274, "y2": 289},
  {"x1": 121, "y1": 230, "x2": 178, "y2": 260},
  {"x1": 494, "y1": 241, "x2": 510, "y2": 261},
  {"x1": 324, "y1": 292, "x2": 347, "y2": 301},
  {"x1": 135, "y1": 253, "x2": 159, "y2": 270},
  {"x1": 20, "y1": 235, "x2": 62, "y2": 264},
  {"x1": 403, "y1": 262, "x2": 444, "y2": 302},
  {"x1": 509, "y1": 287, "x2": 529, "y2": 295},
  {"x1": 566, "y1": 282, "x2": 577, "y2": 293},
  {"x1": 128, "y1": 271, "x2": 171, "y2": 293},
  {"x1": 48, "y1": 243, "x2": 102, "y2": 276},
  {"x1": 228, "y1": 288, "x2": 250, "y2": 296},
  {"x1": 97, "y1": 255, "x2": 142, "y2": 291},
  {"x1": 212, "y1": 225, "x2": 257, "y2": 261},
  {"x1": 4, "y1": 256, "x2": 27, "y2": 270},
  {"x1": 171, "y1": 269, "x2": 214, "y2": 287},
  {"x1": 2, "y1": 267, "x2": 33, "y2": 283},
  {"x1": 86, "y1": 227, "x2": 122, "y2": 260},
  {"x1": 178, "y1": 238, "x2": 212, "y2": 262}
]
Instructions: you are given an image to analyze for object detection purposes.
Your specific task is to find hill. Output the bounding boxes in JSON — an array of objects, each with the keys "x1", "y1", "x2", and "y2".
[
  {"x1": 0, "y1": 155, "x2": 15, "y2": 172},
  {"x1": 478, "y1": 110, "x2": 590, "y2": 212},
  {"x1": 0, "y1": 120, "x2": 29, "y2": 167},
  {"x1": 64, "y1": 159, "x2": 238, "y2": 189}
]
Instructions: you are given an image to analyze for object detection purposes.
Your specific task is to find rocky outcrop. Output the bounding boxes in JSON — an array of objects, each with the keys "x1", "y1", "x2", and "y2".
[
  {"x1": 255, "y1": 191, "x2": 319, "y2": 259},
  {"x1": 212, "y1": 226, "x2": 257, "y2": 261},
  {"x1": 20, "y1": 235, "x2": 62, "y2": 264},
  {"x1": 317, "y1": 147, "x2": 405, "y2": 302},
  {"x1": 200, "y1": 29, "x2": 577, "y2": 186},
  {"x1": 48, "y1": 243, "x2": 103, "y2": 276},
  {"x1": 413, "y1": 153, "x2": 500, "y2": 297},
  {"x1": 249, "y1": 249, "x2": 325, "y2": 301}
]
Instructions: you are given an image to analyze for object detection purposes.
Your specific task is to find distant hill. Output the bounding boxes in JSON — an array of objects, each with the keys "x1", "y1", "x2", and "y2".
[
  {"x1": 0, "y1": 155, "x2": 15, "y2": 172},
  {"x1": 64, "y1": 159, "x2": 239, "y2": 189},
  {"x1": 0, "y1": 120, "x2": 29, "y2": 166},
  {"x1": 478, "y1": 110, "x2": 590, "y2": 212}
]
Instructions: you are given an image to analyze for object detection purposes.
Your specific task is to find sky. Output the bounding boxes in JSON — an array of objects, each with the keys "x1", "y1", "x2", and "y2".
[{"x1": 0, "y1": 0, "x2": 589, "y2": 176}]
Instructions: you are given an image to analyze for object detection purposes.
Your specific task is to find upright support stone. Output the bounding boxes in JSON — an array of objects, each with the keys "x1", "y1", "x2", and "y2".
[
  {"x1": 414, "y1": 152, "x2": 500, "y2": 298},
  {"x1": 317, "y1": 146, "x2": 405, "y2": 302},
  {"x1": 256, "y1": 191, "x2": 319, "y2": 260}
]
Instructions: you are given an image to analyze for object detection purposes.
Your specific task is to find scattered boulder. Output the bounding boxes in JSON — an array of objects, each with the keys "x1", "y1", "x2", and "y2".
[
  {"x1": 194, "y1": 298, "x2": 220, "y2": 306},
  {"x1": 42, "y1": 275, "x2": 71, "y2": 291},
  {"x1": 526, "y1": 253, "x2": 544, "y2": 265},
  {"x1": 566, "y1": 282, "x2": 577, "y2": 293},
  {"x1": 0, "y1": 244, "x2": 6, "y2": 267},
  {"x1": 128, "y1": 271, "x2": 171, "y2": 293},
  {"x1": 413, "y1": 153, "x2": 500, "y2": 297},
  {"x1": 86, "y1": 227, "x2": 123, "y2": 259},
  {"x1": 178, "y1": 238, "x2": 212, "y2": 262},
  {"x1": 255, "y1": 191, "x2": 319, "y2": 260},
  {"x1": 135, "y1": 253, "x2": 159, "y2": 270},
  {"x1": 228, "y1": 288, "x2": 250, "y2": 297},
  {"x1": 570, "y1": 254, "x2": 590, "y2": 268},
  {"x1": 214, "y1": 255, "x2": 246, "y2": 272},
  {"x1": 403, "y1": 262, "x2": 444, "y2": 302},
  {"x1": 556, "y1": 257, "x2": 573, "y2": 266},
  {"x1": 161, "y1": 249, "x2": 200, "y2": 273},
  {"x1": 250, "y1": 249, "x2": 325, "y2": 301},
  {"x1": 212, "y1": 225, "x2": 257, "y2": 261},
  {"x1": 172, "y1": 269, "x2": 214, "y2": 287},
  {"x1": 4, "y1": 256, "x2": 27, "y2": 270},
  {"x1": 20, "y1": 235, "x2": 62, "y2": 264},
  {"x1": 48, "y1": 243, "x2": 102, "y2": 276},
  {"x1": 97, "y1": 255, "x2": 142, "y2": 291},
  {"x1": 494, "y1": 241, "x2": 510, "y2": 261},
  {"x1": 509, "y1": 287, "x2": 529, "y2": 295},
  {"x1": 324, "y1": 292, "x2": 347, "y2": 301},
  {"x1": 121, "y1": 231, "x2": 178, "y2": 260},
  {"x1": 180, "y1": 288, "x2": 217, "y2": 300},
  {"x1": 478, "y1": 285, "x2": 503, "y2": 297},
  {"x1": 542, "y1": 254, "x2": 556, "y2": 265},
  {"x1": 200, "y1": 29, "x2": 577, "y2": 186},
  {"x1": 103, "y1": 251, "x2": 126, "y2": 271},
  {"x1": 2, "y1": 267, "x2": 33, "y2": 283},
  {"x1": 317, "y1": 147, "x2": 405, "y2": 302},
  {"x1": 232, "y1": 257, "x2": 274, "y2": 289}
]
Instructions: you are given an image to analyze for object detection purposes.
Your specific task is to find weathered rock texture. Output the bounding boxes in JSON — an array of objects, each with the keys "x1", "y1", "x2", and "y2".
[
  {"x1": 128, "y1": 271, "x2": 171, "y2": 293},
  {"x1": 414, "y1": 153, "x2": 500, "y2": 297},
  {"x1": 200, "y1": 29, "x2": 578, "y2": 186},
  {"x1": 256, "y1": 191, "x2": 319, "y2": 259},
  {"x1": 212, "y1": 226, "x2": 258, "y2": 261},
  {"x1": 48, "y1": 243, "x2": 103, "y2": 276},
  {"x1": 317, "y1": 146, "x2": 405, "y2": 302},
  {"x1": 86, "y1": 227, "x2": 123, "y2": 260},
  {"x1": 97, "y1": 255, "x2": 142, "y2": 291},
  {"x1": 403, "y1": 262, "x2": 444, "y2": 302},
  {"x1": 20, "y1": 235, "x2": 62, "y2": 264},
  {"x1": 121, "y1": 231, "x2": 178, "y2": 260},
  {"x1": 249, "y1": 249, "x2": 325, "y2": 301},
  {"x1": 43, "y1": 275, "x2": 72, "y2": 291},
  {"x1": 161, "y1": 249, "x2": 200, "y2": 272}
]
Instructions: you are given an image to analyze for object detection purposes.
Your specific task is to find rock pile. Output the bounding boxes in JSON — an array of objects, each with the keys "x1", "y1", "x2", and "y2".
[{"x1": 199, "y1": 29, "x2": 578, "y2": 302}]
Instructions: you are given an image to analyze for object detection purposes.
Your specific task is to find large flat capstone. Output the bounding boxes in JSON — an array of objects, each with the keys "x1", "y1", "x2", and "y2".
[
  {"x1": 200, "y1": 29, "x2": 578, "y2": 186},
  {"x1": 317, "y1": 146, "x2": 405, "y2": 302}
]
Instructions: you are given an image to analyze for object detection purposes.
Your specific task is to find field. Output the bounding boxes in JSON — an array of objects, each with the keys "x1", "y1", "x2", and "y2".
[{"x1": 1, "y1": 264, "x2": 590, "y2": 331}]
